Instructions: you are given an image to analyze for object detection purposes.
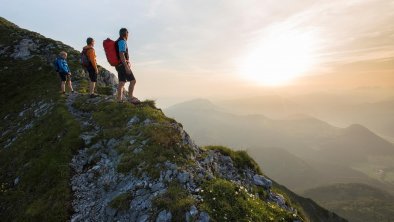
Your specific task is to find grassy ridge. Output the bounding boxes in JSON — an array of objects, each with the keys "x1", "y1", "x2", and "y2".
[
  {"x1": 0, "y1": 17, "x2": 84, "y2": 221},
  {"x1": 0, "y1": 101, "x2": 83, "y2": 221}
]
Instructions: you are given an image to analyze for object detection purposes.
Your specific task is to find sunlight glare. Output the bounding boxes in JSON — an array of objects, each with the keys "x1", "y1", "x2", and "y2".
[{"x1": 239, "y1": 25, "x2": 318, "y2": 86}]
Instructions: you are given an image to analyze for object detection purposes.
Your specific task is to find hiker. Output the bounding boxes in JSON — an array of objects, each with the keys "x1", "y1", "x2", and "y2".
[
  {"x1": 55, "y1": 51, "x2": 74, "y2": 94},
  {"x1": 82, "y1": 37, "x2": 99, "y2": 98},
  {"x1": 115, "y1": 28, "x2": 139, "y2": 104}
]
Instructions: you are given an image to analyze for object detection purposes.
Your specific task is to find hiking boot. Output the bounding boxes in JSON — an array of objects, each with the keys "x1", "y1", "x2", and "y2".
[
  {"x1": 129, "y1": 97, "x2": 141, "y2": 105},
  {"x1": 89, "y1": 94, "x2": 99, "y2": 98}
]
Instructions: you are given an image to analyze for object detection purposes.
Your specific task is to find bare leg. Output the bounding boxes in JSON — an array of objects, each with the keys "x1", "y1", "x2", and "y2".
[
  {"x1": 67, "y1": 80, "x2": 74, "y2": 92},
  {"x1": 129, "y1": 80, "x2": 136, "y2": 99},
  {"x1": 61, "y1": 81, "x2": 66, "y2": 93},
  {"x1": 89, "y1": 82, "x2": 96, "y2": 95},
  {"x1": 117, "y1": 82, "x2": 125, "y2": 101}
]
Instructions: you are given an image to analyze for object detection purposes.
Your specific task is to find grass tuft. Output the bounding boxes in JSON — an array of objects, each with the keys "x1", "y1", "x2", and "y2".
[
  {"x1": 153, "y1": 182, "x2": 195, "y2": 221},
  {"x1": 204, "y1": 146, "x2": 262, "y2": 174},
  {"x1": 200, "y1": 178, "x2": 302, "y2": 222}
]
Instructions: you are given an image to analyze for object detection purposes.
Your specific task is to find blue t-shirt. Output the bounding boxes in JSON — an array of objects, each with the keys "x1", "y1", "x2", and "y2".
[
  {"x1": 118, "y1": 39, "x2": 127, "y2": 53},
  {"x1": 56, "y1": 57, "x2": 70, "y2": 73}
]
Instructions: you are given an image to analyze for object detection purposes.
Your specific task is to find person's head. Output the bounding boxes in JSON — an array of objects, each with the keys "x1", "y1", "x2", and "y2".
[
  {"x1": 119, "y1": 28, "x2": 129, "y2": 40},
  {"x1": 59, "y1": 51, "x2": 67, "y2": 59},
  {"x1": 86, "y1": 37, "x2": 94, "y2": 46}
]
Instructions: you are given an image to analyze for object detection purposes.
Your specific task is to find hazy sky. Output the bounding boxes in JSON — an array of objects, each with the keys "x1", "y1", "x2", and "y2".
[{"x1": 1, "y1": 0, "x2": 394, "y2": 106}]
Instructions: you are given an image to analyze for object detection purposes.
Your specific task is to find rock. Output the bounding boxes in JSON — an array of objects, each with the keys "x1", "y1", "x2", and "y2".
[
  {"x1": 164, "y1": 170, "x2": 173, "y2": 181},
  {"x1": 70, "y1": 215, "x2": 82, "y2": 222},
  {"x1": 177, "y1": 172, "x2": 190, "y2": 184},
  {"x1": 253, "y1": 175, "x2": 272, "y2": 189},
  {"x1": 164, "y1": 162, "x2": 178, "y2": 170},
  {"x1": 80, "y1": 132, "x2": 96, "y2": 145},
  {"x1": 107, "y1": 138, "x2": 119, "y2": 148},
  {"x1": 151, "y1": 182, "x2": 165, "y2": 192},
  {"x1": 105, "y1": 206, "x2": 117, "y2": 217},
  {"x1": 137, "y1": 214, "x2": 149, "y2": 222},
  {"x1": 127, "y1": 116, "x2": 140, "y2": 127},
  {"x1": 143, "y1": 119, "x2": 153, "y2": 125},
  {"x1": 202, "y1": 152, "x2": 214, "y2": 164},
  {"x1": 156, "y1": 210, "x2": 172, "y2": 222},
  {"x1": 10, "y1": 38, "x2": 37, "y2": 60},
  {"x1": 14, "y1": 177, "x2": 20, "y2": 186},
  {"x1": 186, "y1": 205, "x2": 199, "y2": 222},
  {"x1": 190, "y1": 205, "x2": 198, "y2": 217},
  {"x1": 197, "y1": 212, "x2": 210, "y2": 222},
  {"x1": 270, "y1": 192, "x2": 286, "y2": 207}
]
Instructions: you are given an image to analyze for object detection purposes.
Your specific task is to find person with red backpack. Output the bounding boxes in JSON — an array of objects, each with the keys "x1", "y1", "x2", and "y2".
[
  {"x1": 115, "y1": 28, "x2": 139, "y2": 104},
  {"x1": 82, "y1": 37, "x2": 99, "y2": 98}
]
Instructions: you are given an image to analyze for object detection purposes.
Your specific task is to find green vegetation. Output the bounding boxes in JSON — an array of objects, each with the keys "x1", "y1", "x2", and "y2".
[
  {"x1": 72, "y1": 96, "x2": 189, "y2": 178},
  {"x1": 73, "y1": 97, "x2": 174, "y2": 128},
  {"x1": 116, "y1": 123, "x2": 192, "y2": 178},
  {"x1": 204, "y1": 146, "x2": 262, "y2": 174},
  {"x1": 0, "y1": 102, "x2": 84, "y2": 221},
  {"x1": 0, "y1": 57, "x2": 58, "y2": 118},
  {"x1": 200, "y1": 178, "x2": 302, "y2": 222},
  {"x1": 96, "y1": 85, "x2": 113, "y2": 95},
  {"x1": 77, "y1": 79, "x2": 89, "y2": 94},
  {"x1": 153, "y1": 182, "x2": 195, "y2": 221},
  {"x1": 0, "y1": 17, "x2": 89, "y2": 221},
  {"x1": 109, "y1": 192, "x2": 133, "y2": 211},
  {"x1": 303, "y1": 183, "x2": 394, "y2": 222},
  {"x1": 0, "y1": 17, "x2": 22, "y2": 45}
]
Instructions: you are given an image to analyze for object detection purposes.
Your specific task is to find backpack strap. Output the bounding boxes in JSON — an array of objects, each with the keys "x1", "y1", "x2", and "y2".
[{"x1": 115, "y1": 38, "x2": 121, "y2": 61}]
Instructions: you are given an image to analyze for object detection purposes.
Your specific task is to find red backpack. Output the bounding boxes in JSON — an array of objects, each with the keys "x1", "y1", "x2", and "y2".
[{"x1": 103, "y1": 38, "x2": 120, "y2": 66}]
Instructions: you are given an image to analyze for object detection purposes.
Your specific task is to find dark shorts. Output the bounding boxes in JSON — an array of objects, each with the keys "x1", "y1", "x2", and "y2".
[
  {"x1": 86, "y1": 65, "x2": 97, "y2": 82},
  {"x1": 58, "y1": 72, "x2": 70, "y2": 82},
  {"x1": 116, "y1": 64, "x2": 135, "y2": 82}
]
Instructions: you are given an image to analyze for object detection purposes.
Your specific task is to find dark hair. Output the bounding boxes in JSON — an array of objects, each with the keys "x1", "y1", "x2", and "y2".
[
  {"x1": 86, "y1": 37, "x2": 94, "y2": 45},
  {"x1": 119, "y1": 28, "x2": 128, "y2": 37}
]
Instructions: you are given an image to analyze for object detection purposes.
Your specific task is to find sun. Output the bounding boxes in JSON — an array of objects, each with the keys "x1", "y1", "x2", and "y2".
[{"x1": 239, "y1": 26, "x2": 317, "y2": 86}]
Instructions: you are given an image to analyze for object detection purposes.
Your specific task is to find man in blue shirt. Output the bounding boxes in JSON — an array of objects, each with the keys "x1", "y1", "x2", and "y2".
[{"x1": 115, "y1": 28, "x2": 139, "y2": 104}]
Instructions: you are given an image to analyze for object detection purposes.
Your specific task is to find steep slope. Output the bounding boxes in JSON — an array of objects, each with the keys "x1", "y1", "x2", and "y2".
[
  {"x1": 0, "y1": 17, "x2": 116, "y2": 221},
  {"x1": 303, "y1": 183, "x2": 394, "y2": 222},
  {"x1": 0, "y1": 17, "x2": 346, "y2": 221}
]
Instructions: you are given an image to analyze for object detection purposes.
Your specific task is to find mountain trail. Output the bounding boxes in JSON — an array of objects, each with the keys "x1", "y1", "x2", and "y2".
[{"x1": 65, "y1": 94, "x2": 150, "y2": 222}]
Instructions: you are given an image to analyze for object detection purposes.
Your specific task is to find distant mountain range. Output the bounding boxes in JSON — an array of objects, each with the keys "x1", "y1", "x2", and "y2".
[
  {"x1": 166, "y1": 99, "x2": 394, "y2": 159},
  {"x1": 165, "y1": 98, "x2": 394, "y2": 221},
  {"x1": 303, "y1": 183, "x2": 394, "y2": 222},
  {"x1": 216, "y1": 94, "x2": 394, "y2": 142}
]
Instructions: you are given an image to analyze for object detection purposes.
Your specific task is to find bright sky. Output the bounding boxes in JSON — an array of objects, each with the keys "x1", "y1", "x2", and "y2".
[{"x1": 1, "y1": 0, "x2": 394, "y2": 106}]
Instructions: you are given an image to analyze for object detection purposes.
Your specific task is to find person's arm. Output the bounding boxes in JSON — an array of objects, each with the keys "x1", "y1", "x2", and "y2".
[
  {"x1": 119, "y1": 52, "x2": 132, "y2": 75},
  {"x1": 87, "y1": 48, "x2": 98, "y2": 74},
  {"x1": 59, "y1": 59, "x2": 67, "y2": 73},
  {"x1": 64, "y1": 61, "x2": 71, "y2": 75},
  {"x1": 118, "y1": 40, "x2": 132, "y2": 74}
]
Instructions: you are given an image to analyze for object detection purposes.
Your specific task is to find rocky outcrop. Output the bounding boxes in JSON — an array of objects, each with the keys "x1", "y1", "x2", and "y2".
[{"x1": 66, "y1": 94, "x2": 302, "y2": 222}]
